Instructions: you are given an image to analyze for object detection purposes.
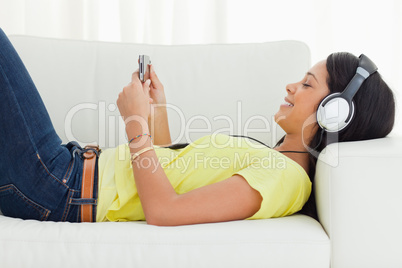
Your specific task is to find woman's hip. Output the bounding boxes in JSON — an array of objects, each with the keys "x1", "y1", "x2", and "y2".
[{"x1": 0, "y1": 141, "x2": 100, "y2": 222}]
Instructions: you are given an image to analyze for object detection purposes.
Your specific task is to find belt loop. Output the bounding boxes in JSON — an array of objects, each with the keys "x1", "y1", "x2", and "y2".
[{"x1": 80, "y1": 144, "x2": 101, "y2": 222}]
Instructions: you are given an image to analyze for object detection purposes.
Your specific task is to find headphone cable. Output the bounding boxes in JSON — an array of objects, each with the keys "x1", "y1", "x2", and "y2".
[{"x1": 230, "y1": 130, "x2": 324, "y2": 154}]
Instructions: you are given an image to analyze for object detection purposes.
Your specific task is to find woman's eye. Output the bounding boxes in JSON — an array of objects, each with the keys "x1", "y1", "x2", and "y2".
[{"x1": 302, "y1": 83, "x2": 311, "y2": 88}]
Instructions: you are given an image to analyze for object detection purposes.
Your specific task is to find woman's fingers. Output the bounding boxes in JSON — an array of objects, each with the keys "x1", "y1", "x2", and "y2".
[
  {"x1": 143, "y1": 79, "x2": 151, "y2": 94},
  {"x1": 131, "y1": 69, "x2": 140, "y2": 83},
  {"x1": 117, "y1": 78, "x2": 152, "y2": 121},
  {"x1": 149, "y1": 65, "x2": 164, "y2": 90}
]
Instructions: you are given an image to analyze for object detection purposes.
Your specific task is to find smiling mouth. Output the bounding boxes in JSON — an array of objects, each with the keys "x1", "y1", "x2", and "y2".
[{"x1": 283, "y1": 98, "x2": 294, "y2": 107}]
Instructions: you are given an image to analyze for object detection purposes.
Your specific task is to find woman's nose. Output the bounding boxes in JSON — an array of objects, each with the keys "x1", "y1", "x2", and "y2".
[{"x1": 286, "y1": 83, "x2": 296, "y2": 94}]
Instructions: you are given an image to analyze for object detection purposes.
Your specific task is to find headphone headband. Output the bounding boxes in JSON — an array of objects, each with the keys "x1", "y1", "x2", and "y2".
[
  {"x1": 317, "y1": 54, "x2": 378, "y2": 132},
  {"x1": 341, "y1": 54, "x2": 378, "y2": 104}
]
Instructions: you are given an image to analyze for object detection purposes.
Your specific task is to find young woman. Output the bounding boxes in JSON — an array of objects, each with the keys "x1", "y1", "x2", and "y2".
[{"x1": 0, "y1": 29, "x2": 395, "y2": 225}]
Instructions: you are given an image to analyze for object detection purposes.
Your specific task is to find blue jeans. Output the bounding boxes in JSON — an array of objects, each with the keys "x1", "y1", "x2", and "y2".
[{"x1": 0, "y1": 28, "x2": 98, "y2": 222}]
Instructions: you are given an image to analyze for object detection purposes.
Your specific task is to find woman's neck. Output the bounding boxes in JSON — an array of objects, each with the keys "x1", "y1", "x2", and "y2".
[{"x1": 274, "y1": 134, "x2": 311, "y2": 173}]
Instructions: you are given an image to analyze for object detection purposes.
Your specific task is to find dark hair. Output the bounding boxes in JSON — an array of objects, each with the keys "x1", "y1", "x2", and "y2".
[{"x1": 295, "y1": 52, "x2": 396, "y2": 219}]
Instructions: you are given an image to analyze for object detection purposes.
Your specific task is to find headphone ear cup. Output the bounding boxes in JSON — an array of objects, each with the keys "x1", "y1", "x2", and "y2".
[{"x1": 317, "y1": 93, "x2": 354, "y2": 132}]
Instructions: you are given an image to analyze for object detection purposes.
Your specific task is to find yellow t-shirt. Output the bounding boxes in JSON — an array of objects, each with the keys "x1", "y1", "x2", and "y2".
[{"x1": 96, "y1": 134, "x2": 311, "y2": 222}]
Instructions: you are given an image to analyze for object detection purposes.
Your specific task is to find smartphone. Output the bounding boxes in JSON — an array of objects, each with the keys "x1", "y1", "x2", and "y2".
[{"x1": 139, "y1": 55, "x2": 151, "y2": 82}]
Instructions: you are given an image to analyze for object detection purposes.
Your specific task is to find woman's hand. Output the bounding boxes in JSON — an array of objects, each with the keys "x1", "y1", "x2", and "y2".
[
  {"x1": 149, "y1": 65, "x2": 166, "y2": 106},
  {"x1": 117, "y1": 70, "x2": 153, "y2": 124},
  {"x1": 146, "y1": 65, "x2": 172, "y2": 145}
]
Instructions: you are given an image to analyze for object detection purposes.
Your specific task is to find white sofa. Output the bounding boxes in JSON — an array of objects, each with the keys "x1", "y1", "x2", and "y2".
[{"x1": 0, "y1": 35, "x2": 401, "y2": 268}]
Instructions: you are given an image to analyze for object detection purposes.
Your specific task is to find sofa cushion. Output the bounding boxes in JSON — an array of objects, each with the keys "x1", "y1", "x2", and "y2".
[
  {"x1": 9, "y1": 36, "x2": 310, "y2": 149},
  {"x1": 0, "y1": 214, "x2": 329, "y2": 268}
]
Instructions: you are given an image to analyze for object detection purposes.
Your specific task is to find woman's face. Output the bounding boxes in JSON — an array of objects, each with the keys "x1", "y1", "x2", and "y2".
[{"x1": 274, "y1": 60, "x2": 330, "y2": 134}]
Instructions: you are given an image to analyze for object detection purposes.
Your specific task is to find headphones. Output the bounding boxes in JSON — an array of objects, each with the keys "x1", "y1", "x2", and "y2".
[{"x1": 316, "y1": 54, "x2": 378, "y2": 132}]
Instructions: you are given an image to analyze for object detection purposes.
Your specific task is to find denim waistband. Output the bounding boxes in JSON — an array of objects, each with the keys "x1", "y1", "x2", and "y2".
[{"x1": 62, "y1": 141, "x2": 101, "y2": 222}]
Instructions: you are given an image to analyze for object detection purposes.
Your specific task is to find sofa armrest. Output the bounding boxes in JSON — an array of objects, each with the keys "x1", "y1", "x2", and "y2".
[{"x1": 315, "y1": 136, "x2": 402, "y2": 268}]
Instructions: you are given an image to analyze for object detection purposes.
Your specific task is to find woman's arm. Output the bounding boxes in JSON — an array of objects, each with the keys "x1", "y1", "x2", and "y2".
[
  {"x1": 117, "y1": 72, "x2": 262, "y2": 226},
  {"x1": 133, "y1": 146, "x2": 262, "y2": 226},
  {"x1": 148, "y1": 107, "x2": 171, "y2": 146},
  {"x1": 148, "y1": 65, "x2": 172, "y2": 146}
]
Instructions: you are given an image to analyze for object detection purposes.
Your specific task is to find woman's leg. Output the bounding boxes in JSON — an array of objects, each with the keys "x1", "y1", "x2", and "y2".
[{"x1": 0, "y1": 28, "x2": 80, "y2": 221}]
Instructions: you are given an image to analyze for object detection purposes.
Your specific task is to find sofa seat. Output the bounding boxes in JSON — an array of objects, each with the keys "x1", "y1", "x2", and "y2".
[{"x1": 0, "y1": 214, "x2": 329, "y2": 267}]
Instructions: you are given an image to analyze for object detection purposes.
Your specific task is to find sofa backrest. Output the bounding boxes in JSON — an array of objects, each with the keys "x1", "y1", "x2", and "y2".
[{"x1": 9, "y1": 36, "x2": 310, "y2": 149}]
